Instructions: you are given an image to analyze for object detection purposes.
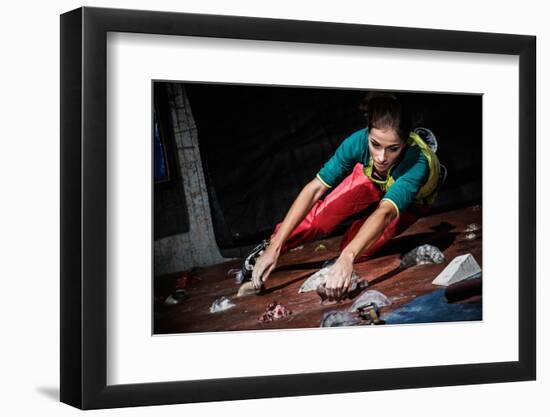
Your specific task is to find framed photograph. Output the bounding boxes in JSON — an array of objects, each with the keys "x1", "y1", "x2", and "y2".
[{"x1": 60, "y1": 6, "x2": 536, "y2": 410}]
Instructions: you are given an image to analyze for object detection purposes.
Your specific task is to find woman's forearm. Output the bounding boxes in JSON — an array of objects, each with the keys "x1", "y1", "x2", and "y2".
[
  {"x1": 339, "y1": 201, "x2": 396, "y2": 261},
  {"x1": 269, "y1": 180, "x2": 326, "y2": 250}
]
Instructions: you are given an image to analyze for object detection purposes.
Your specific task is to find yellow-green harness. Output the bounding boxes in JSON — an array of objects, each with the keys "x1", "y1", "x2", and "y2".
[{"x1": 363, "y1": 132, "x2": 441, "y2": 206}]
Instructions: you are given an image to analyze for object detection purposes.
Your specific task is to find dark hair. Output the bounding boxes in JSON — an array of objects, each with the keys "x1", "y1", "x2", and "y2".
[{"x1": 360, "y1": 92, "x2": 412, "y2": 142}]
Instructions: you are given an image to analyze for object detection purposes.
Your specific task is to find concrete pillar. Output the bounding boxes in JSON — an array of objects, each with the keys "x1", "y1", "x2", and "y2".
[{"x1": 154, "y1": 84, "x2": 227, "y2": 275}]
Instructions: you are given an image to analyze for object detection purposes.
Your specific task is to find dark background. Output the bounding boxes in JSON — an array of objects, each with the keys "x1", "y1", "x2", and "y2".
[{"x1": 155, "y1": 82, "x2": 482, "y2": 254}]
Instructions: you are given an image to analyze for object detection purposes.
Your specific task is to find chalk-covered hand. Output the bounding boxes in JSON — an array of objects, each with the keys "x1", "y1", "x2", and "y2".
[
  {"x1": 325, "y1": 252, "x2": 354, "y2": 301},
  {"x1": 252, "y1": 245, "x2": 281, "y2": 290}
]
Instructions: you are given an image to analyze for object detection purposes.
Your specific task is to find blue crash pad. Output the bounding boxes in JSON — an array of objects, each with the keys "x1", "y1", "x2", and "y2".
[{"x1": 382, "y1": 288, "x2": 482, "y2": 325}]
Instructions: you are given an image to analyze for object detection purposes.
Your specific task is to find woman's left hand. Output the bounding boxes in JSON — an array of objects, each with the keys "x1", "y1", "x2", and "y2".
[{"x1": 325, "y1": 252, "x2": 355, "y2": 301}]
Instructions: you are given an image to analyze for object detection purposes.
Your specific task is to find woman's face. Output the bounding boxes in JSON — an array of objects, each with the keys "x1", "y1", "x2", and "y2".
[{"x1": 368, "y1": 127, "x2": 406, "y2": 175}]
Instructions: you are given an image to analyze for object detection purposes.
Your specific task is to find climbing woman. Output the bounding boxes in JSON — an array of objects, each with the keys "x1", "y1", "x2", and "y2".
[{"x1": 241, "y1": 92, "x2": 443, "y2": 301}]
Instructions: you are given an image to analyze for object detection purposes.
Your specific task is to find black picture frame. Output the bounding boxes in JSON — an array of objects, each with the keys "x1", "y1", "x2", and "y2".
[{"x1": 60, "y1": 6, "x2": 536, "y2": 410}]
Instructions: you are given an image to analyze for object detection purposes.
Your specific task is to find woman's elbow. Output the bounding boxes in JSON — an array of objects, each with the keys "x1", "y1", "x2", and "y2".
[
  {"x1": 308, "y1": 177, "x2": 329, "y2": 200},
  {"x1": 377, "y1": 200, "x2": 399, "y2": 222}
]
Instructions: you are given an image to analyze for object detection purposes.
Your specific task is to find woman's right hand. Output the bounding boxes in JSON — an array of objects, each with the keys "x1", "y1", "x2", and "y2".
[{"x1": 252, "y1": 244, "x2": 281, "y2": 290}]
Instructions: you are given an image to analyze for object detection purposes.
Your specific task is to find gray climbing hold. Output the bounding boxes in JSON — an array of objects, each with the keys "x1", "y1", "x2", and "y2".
[
  {"x1": 320, "y1": 311, "x2": 362, "y2": 327},
  {"x1": 400, "y1": 244, "x2": 445, "y2": 268},
  {"x1": 350, "y1": 290, "x2": 392, "y2": 312},
  {"x1": 465, "y1": 223, "x2": 481, "y2": 232},
  {"x1": 164, "y1": 289, "x2": 187, "y2": 305}
]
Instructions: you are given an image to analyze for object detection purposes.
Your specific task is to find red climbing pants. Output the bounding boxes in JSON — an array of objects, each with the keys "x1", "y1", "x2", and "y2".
[{"x1": 271, "y1": 163, "x2": 420, "y2": 262}]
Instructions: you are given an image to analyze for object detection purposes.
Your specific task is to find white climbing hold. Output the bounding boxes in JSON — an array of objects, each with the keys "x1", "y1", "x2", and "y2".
[
  {"x1": 432, "y1": 253, "x2": 481, "y2": 286},
  {"x1": 299, "y1": 266, "x2": 361, "y2": 293},
  {"x1": 209, "y1": 296, "x2": 235, "y2": 313}
]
